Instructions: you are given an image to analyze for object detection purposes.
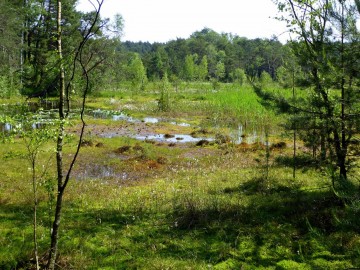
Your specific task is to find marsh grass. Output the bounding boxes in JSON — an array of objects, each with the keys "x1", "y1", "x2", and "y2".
[
  {"x1": 86, "y1": 83, "x2": 277, "y2": 128},
  {"x1": 205, "y1": 85, "x2": 278, "y2": 130},
  {"x1": 1, "y1": 136, "x2": 359, "y2": 269},
  {"x1": 1, "y1": 84, "x2": 359, "y2": 269}
]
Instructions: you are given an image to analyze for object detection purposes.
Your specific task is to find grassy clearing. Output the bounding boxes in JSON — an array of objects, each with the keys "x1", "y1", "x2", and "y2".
[{"x1": 1, "y1": 83, "x2": 359, "y2": 269}]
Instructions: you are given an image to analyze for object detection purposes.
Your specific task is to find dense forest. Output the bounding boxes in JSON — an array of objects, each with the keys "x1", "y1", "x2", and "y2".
[
  {"x1": 0, "y1": 0, "x2": 360, "y2": 269},
  {"x1": 0, "y1": 0, "x2": 289, "y2": 96},
  {"x1": 1, "y1": 0, "x2": 355, "y2": 95}
]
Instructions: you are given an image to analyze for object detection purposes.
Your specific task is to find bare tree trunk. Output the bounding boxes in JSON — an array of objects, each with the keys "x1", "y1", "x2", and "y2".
[
  {"x1": 339, "y1": 0, "x2": 347, "y2": 181},
  {"x1": 292, "y1": 68, "x2": 296, "y2": 179},
  {"x1": 47, "y1": 186, "x2": 63, "y2": 269},
  {"x1": 31, "y1": 157, "x2": 40, "y2": 270},
  {"x1": 47, "y1": 1, "x2": 104, "y2": 268},
  {"x1": 47, "y1": 1, "x2": 64, "y2": 268}
]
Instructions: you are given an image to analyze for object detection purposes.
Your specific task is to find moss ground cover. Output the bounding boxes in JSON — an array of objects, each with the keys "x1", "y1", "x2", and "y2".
[{"x1": 0, "y1": 83, "x2": 359, "y2": 269}]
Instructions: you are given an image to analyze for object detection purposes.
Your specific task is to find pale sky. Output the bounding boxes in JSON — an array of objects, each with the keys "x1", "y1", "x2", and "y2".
[{"x1": 77, "y1": 0, "x2": 289, "y2": 43}]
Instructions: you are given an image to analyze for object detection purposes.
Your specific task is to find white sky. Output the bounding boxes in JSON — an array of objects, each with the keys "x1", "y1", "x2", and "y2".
[{"x1": 77, "y1": 0, "x2": 289, "y2": 43}]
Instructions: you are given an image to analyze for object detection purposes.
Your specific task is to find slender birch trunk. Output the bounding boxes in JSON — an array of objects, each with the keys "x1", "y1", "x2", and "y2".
[{"x1": 47, "y1": 1, "x2": 65, "y2": 268}]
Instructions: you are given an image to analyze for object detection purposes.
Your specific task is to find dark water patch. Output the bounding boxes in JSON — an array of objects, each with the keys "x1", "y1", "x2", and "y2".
[
  {"x1": 27, "y1": 100, "x2": 59, "y2": 111},
  {"x1": 1, "y1": 102, "x2": 59, "y2": 135},
  {"x1": 90, "y1": 110, "x2": 163, "y2": 124},
  {"x1": 90, "y1": 109, "x2": 135, "y2": 122},
  {"x1": 2, "y1": 103, "x2": 268, "y2": 146},
  {"x1": 100, "y1": 129, "x2": 266, "y2": 146},
  {"x1": 2, "y1": 103, "x2": 191, "y2": 129},
  {"x1": 134, "y1": 134, "x2": 213, "y2": 143}
]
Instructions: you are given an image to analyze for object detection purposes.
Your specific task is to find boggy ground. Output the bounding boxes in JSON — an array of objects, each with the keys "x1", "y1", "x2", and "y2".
[
  {"x1": 2, "y1": 125, "x2": 359, "y2": 269},
  {"x1": 70, "y1": 117, "x2": 259, "y2": 184},
  {"x1": 1, "y1": 91, "x2": 360, "y2": 269}
]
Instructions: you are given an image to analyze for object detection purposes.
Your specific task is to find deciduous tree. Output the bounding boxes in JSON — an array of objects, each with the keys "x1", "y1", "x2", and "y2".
[{"x1": 47, "y1": 1, "x2": 104, "y2": 268}]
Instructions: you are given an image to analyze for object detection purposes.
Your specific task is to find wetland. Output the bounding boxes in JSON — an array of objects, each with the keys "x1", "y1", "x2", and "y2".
[{"x1": 1, "y1": 85, "x2": 359, "y2": 269}]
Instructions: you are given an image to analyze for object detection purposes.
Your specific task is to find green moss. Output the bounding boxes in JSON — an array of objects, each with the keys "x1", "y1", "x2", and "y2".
[
  {"x1": 276, "y1": 260, "x2": 310, "y2": 270},
  {"x1": 214, "y1": 259, "x2": 241, "y2": 269},
  {"x1": 310, "y1": 258, "x2": 353, "y2": 270}
]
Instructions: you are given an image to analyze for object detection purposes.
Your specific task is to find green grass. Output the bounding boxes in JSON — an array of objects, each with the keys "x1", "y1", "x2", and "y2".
[
  {"x1": 0, "y1": 83, "x2": 359, "y2": 269},
  {"x1": 205, "y1": 84, "x2": 278, "y2": 130},
  {"x1": 86, "y1": 83, "x2": 279, "y2": 132},
  {"x1": 1, "y1": 138, "x2": 359, "y2": 269}
]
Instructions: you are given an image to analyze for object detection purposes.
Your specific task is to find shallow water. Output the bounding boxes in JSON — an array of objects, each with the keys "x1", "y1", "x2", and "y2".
[
  {"x1": 0, "y1": 121, "x2": 47, "y2": 132},
  {"x1": 230, "y1": 124, "x2": 265, "y2": 144},
  {"x1": 134, "y1": 134, "x2": 212, "y2": 143},
  {"x1": 0, "y1": 123, "x2": 12, "y2": 132},
  {"x1": 1, "y1": 104, "x2": 266, "y2": 145},
  {"x1": 170, "y1": 121, "x2": 191, "y2": 127},
  {"x1": 143, "y1": 117, "x2": 159, "y2": 123}
]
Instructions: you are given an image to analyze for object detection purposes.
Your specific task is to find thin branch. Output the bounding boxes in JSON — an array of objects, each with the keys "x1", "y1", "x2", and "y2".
[
  {"x1": 62, "y1": 0, "x2": 104, "y2": 191},
  {"x1": 65, "y1": 0, "x2": 105, "y2": 117}
]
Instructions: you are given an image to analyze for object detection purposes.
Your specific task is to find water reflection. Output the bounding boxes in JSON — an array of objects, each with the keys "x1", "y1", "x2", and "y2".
[
  {"x1": 1, "y1": 123, "x2": 12, "y2": 132},
  {"x1": 230, "y1": 124, "x2": 265, "y2": 144},
  {"x1": 134, "y1": 134, "x2": 211, "y2": 143},
  {"x1": 170, "y1": 122, "x2": 191, "y2": 127},
  {"x1": 27, "y1": 100, "x2": 59, "y2": 111},
  {"x1": 0, "y1": 122, "x2": 47, "y2": 133},
  {"x1": 143, "y1": 117, "x2": 158, "y2": 123},
  {"x1": 1, "y1": 103, "x2": 266, "y2": 145}
]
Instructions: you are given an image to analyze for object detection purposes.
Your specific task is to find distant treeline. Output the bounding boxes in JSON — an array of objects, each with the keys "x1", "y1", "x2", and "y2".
[
  {"x1": 117, "y1": 28, "x2": 286, "y2": 83},
  {"x1": 0, "y1": 0, "x2": 356, "y2": 97}
]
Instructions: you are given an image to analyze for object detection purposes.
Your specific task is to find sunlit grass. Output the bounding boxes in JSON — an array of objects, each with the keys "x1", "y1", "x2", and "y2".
[
  {"x1": 1, "y1": 83, "x2": 359, "y2": 269},
  {"x1": 204, "y1": 85, "x2": 277, "y2": 129},
  {"x1": 89, "y1": 83, "x2": 280, "y2": 134},
  {"x1": 2, "y1": 133, "x2": 359, "y2": 269}
]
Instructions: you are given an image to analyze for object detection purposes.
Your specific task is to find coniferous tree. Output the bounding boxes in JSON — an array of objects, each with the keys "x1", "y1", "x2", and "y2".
[{"x1": 273, "y1": 0, "x2": 360, "y2": 190}]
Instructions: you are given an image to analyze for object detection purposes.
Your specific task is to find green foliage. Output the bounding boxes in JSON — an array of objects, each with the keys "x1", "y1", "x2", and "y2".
[
  {"x1": 0, "y1": 76, "x2": 18, "y2": 98},
  {"x1": 127, "y1": 53, "x2": 147, "y2": 91},
  {"x1": 272, "y1": 0, "x2": 360, "y2": 185},
  {"x1": 183, "y1": 54, "x2": 196, "y2": 81},
  {"x1": 207, "y1": 84, "x2": 276, "y2": 129},
  {"x1": 276, "y1": 260, "x2": 310, "y2": 270},
  {"x1": 20, "y1": 0, "x2": 85, "y2": 97},
  {"x1": 260, "y1": 71, "x2": 273, "y2": 89},
  {"x1": 215, "y1": 61, "x2": 225, "y2": 81},
  {"x1": 111, "y1": 13, "x2": 125, "y2": 40},
  {"x1": 211, "y1": 78, "x2": 220, "y2": 91},
  {"x1": 157, "y1": 73, "x2": 171, "y2": 112},
  {"x1": 197, "y1": 55, "x2": 208, "y2": 81},
  {"x1": 120, "y1": 28, "x2": 286, "y2": 86},
  {"x1": 230, "y1": 68, "x2": 246, "y2": 86},
  {"x1": 214, "y1": 259, "x2": 241, "y2": 269},
  {"x1": 276, "y1": 66, "x2": 292, "y2": 88}
]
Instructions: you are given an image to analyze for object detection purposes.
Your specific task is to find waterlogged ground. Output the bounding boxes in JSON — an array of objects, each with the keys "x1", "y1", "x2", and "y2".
[
  {"x1": 70, "y1": 114, "x2": 258, "y2": 182},
  {"x1": 1, "y1": 91, "x2": 359, "y2": 269},
  {"x1": 65, "y1": 105, "x2": 273, "y2": 183}
]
